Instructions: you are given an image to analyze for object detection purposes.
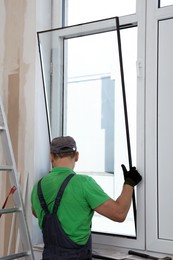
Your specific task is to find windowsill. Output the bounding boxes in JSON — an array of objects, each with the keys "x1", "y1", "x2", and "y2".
[
  {"x1": 33, "y1": 243, "x2": 173, "y2": 260},
  {"x1": 92, "y1": 243, "x2": 173, "y2": 259}
]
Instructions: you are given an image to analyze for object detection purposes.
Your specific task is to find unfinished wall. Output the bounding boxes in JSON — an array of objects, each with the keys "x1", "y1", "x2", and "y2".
[
  {"x1": 0, "y1": 0, "x2": 61, "y2": 255},
  {"x1": 0, "y1": 0, "x2": 36, "y2": 255}
]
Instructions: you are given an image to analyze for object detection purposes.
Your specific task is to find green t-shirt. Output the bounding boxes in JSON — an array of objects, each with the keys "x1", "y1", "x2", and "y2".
[{"x1": 31, "y1": 167, "x2": 110, "y2": 245}]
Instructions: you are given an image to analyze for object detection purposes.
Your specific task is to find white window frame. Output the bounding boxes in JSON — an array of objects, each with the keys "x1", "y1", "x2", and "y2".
[
  {"x1": 146, "y1": 1, "x2": 173, "y2": 254},
  {"x1": 47, "y1": 0, "x2": 146, "y2": 251}
]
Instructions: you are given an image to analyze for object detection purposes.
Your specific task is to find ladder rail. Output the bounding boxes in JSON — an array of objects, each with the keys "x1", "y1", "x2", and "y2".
[
  {"x1": 0, "y1": 100, "x2": 35, "y2": 260},
  {"x1": 0, "y1": 252, "x2": 30, "y2": 260}
]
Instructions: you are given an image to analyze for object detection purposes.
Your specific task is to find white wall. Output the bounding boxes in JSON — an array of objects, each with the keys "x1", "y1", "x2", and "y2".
[{"x1": 0, "y1": 0, "x2": 55, "y2": 253}]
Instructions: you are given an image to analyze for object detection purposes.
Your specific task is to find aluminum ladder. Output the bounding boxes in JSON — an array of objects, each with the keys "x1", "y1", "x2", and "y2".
[{"x1": 0, "y1": 99, "x2": 34, "y2": 260}]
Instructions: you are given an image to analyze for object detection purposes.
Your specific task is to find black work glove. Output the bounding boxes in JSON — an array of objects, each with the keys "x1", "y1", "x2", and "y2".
[{"x1": 121, "y1": 164, "x2": 142, "y2": 187}]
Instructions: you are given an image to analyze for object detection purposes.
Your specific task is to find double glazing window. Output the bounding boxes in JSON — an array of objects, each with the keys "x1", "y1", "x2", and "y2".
[{"x1": 38, "y1": 15, "x2": 138, "y2": 240}]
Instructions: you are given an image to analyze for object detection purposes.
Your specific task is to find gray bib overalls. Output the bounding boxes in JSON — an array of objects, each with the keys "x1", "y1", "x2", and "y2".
[{"x1": 37, "y1": 174, "x2": 92, "y2": 260}]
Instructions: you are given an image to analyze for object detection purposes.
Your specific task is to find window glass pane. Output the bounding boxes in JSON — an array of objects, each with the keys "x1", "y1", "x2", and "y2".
[
  {"x1": 65, "y1": 0, "x2": 136, "y2": 26},
  {"x1": 159, "y1": 0, "x2": 173, "y2": 7},
  {"x1": 158, "y1": 18, "x2": 173, "y2": 241},
  {"x1": 64, "y1": 27, "x2": 137, "y2": 236}
]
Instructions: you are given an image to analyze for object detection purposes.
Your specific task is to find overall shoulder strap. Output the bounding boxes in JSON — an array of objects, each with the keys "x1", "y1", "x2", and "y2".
[
  {"x1": 53, "y1": 174, "x2": 74, "y2": 214},
  {"x1": 37, "y1": 178, "x2": 49, "y2": 214}
]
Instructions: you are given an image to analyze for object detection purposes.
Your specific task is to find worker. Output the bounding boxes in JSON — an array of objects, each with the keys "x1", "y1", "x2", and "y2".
[{"x1": 31, "y1": 136, "x2": 142, "y2": 260}]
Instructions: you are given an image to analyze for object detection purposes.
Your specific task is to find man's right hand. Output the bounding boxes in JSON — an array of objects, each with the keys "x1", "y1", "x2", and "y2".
[{"x1": 121, "y1": 164, "x2": 142, "y2": 187}]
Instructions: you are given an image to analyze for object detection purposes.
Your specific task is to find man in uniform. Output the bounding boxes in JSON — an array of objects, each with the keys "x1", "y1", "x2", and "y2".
[{"x1": 31, "y1": 136, "x2": 142, "y2": 260}]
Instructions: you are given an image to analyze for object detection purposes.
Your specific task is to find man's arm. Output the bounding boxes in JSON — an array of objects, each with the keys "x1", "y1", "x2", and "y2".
[
  {"x1": 94, "y1": 184, "x2": 133, "y2": 222},
  {"x1": 94, "y1": 165, "x2": 142, "y2": 222}
]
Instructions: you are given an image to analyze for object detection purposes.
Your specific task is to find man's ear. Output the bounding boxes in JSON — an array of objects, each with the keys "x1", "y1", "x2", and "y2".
[{"x1": 75, "y1": 151, "x2": 79, "y2": 162}]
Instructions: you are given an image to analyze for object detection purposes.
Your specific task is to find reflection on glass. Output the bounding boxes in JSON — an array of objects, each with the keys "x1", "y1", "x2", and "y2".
[
  {"x1": 65, "y1": 0, "x2": 136, "y2": 26},
  {"x1": 159, "y1": 0, "x2": 173, "y2": 7},
  {"x1": 64, "y1": 28, "x2": 137, "y2": 236}
]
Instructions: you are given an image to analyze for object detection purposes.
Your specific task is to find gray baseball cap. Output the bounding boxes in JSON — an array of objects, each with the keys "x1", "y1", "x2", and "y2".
[{"x1": 50, "y1": 136, "x2": 77, "y2": 154}]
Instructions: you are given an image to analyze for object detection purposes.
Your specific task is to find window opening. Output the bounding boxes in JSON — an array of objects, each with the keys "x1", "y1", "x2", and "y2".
[
  {"x1": 63, "y1": 21, "x2": 137, "y2": 237},
  {"x1": 37, "y1": 18, "x2": 137, "y2": 238}
]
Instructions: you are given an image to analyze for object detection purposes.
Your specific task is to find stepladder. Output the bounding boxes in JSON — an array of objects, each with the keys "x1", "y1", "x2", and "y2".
[{"x1": 0, "y1": 99, "x2": 35, "y2": 260}]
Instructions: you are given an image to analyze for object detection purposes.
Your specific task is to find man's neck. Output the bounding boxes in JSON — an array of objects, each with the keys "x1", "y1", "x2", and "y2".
[{"x1": 52, "y1": 157, "x2": 75, "y2": 170}]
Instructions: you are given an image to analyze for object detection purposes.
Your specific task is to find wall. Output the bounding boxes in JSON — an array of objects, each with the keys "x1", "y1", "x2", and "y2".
[{"x1": 0, "y1": 0, "x2": 51, "y2": 255}]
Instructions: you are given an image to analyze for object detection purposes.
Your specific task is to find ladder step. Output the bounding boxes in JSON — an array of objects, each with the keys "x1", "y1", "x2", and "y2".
[
  {"x1": 0, "y1": 207, "x2": 21, "y2": 215},
  {"x1": 0, "y1": 165, "x2": 14, "y2": 171},
  {"x1": 0, "y1": 125, "x2": 5, "y2": 130},
  {"x1": 0, "y1": 251, "x2": 30, "y2": 260}
]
